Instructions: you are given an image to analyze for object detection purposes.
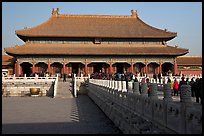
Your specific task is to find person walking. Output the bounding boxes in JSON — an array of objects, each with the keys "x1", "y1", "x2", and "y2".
[
  {"x1": 178, "y1": 76, "x2": 187, "y2": 95},
  {"x1": 63, "y1": 73, "x2": 67, "y2": 82},
  {"x1": 195, "y1": 78, "x2": 202, "y2": 104},
  {"x1": 173, "y1": 78, "x2": 179, "y2": 96},
  {"x1": 189, "y1": 77, "x2": 196, "y2": 97}
]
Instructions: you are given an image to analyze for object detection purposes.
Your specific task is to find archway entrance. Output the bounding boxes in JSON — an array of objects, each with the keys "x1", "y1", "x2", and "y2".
[
  {"x1": 162, "y1": 62, "x2": 174, "y2": 76},
  {"x1": 148, "y1": 62, "x2": 159, "y2": 77},
  {"x1": 72, "y1": 63, "x2": 79, "y2": 75},
  {"x1": 114, "y1": 62, "x2": 131, "y2": 74},
  {"x1": 135, "y1": 62, "x2": 145, "y2": 75},
  {"x1": 51, "y1": 62, "x2": 62, "y2": 76},
  {"x1": 35, "y1": 62, "x2": 48, "y2": 74},
  {"x1": 21, "y1": 62, "x2": 32, "y2": 77},
  {"x1": 69, "y1": 63, "x2": 85, "y2": 77}
]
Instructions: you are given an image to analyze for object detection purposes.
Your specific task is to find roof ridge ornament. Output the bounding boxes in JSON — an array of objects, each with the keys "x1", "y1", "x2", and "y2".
[
  {"x1": 131, "y1": 9, "x2": 138, "y2": 17},
  {"x1": 52, "y1": 8, "x2": 59, "y2": 16}
]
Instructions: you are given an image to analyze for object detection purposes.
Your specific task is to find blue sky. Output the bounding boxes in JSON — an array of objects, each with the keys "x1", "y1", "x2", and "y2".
[{"x1": 2, "y1": 2, "x2": 202, "y2": 56}]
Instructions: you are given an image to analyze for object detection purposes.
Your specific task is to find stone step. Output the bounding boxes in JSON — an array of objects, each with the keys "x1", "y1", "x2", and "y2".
[{"x1": 56, "y1": 80, "x2": 73, "y2": 98}]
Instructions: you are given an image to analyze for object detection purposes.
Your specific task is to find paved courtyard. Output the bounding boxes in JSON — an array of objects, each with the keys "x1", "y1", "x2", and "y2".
[{"x1": 2, "y1": 95, "x2": 122, "y2": 134}]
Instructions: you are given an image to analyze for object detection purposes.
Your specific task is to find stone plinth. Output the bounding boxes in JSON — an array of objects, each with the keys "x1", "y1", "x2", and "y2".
[
  {"x1": 133, "y1": 82, "x2": 140, "y2": 95},
  {"x1": 149, "y1": 83, "x2": 158, "y2": 99},
  {"x1": 163, "y1": 84, "x2": 173, "y2": 102}
]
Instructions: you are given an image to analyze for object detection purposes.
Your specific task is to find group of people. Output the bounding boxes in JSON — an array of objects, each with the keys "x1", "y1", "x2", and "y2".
[
  {"x1": 167, "y1": 76, "x2": 202, "y2": 104},
  {"x1": 90, "y1": 71, "x2": 202, "y2": 104},
  {"x1": 90, "y1": 70, "x2": 134, "y2": 82}
]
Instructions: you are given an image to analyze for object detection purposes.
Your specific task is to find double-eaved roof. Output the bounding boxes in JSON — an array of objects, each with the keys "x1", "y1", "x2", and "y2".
[
  {"x1": 5, "y1": 43, "x2": 188, "y2": 56},
  {"x1": 15, "y1": 11, "x2": 177, "y2": 40},
  {"x1": 4, "y1": 9, "x2": 188, "y2": 56}
]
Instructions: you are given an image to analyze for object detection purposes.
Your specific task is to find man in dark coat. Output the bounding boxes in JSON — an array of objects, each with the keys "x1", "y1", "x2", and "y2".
[
  {"x1": 178, "y1": 76, "x2": 187, "y2": 95},
  {"x1": 195, "y1": 78, "x2": 202, "y2": 104},
  {"x1": 189, "y1": 78, "x2": 196, "y2": 97},
  {"x1": 63, "y1": 73, "x2": 67, "y2": 82}
]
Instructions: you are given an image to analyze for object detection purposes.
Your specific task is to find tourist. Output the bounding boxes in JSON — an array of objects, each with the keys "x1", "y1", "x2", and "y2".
[
  {"x1": 63, "y1": 73, "x2": 67, "y2": 82},
  {"x1": 158, "y1": 73, "x2": 161, "y2": 83},
  {"x1": 167, "y1": 77, "x2": 171, "y2": 84},
  {"x1": 173, "y1": 78, "x2": 179, "y2": 96},
  {"x1": 146, "y1": 78, "x2": 151, "y2": 96},
  {"x1": 153, "y1": 73, "x2": 157, "y2": 82},
  {"x1": 195, "y1": 78, "x2": 202, "y2": 104},
  {"x1": 178, "y1": 76, "x2": 187, "y2": 95},
  {"x1": 189, "y1": 77, "x2": 196, "y2": 97}
]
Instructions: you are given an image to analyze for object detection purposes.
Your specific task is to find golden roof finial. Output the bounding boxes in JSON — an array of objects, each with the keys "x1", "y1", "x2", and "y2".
[
  {"x1": 131, "y1": 9, "x2": 138, "y2": 17},
  {"x1": 52, "y1": 8, "x2": 59, "y2": 16}
]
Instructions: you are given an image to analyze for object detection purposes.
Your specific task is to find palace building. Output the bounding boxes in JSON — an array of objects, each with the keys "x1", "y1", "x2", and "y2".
[{"x1": 4, "y1": 9, "x2": 191, "y2": 77}]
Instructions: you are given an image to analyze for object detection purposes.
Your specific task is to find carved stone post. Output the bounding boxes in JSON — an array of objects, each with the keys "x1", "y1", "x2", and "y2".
[
  {"x1": 133, "y1": 82, "x2": 140, "y2": 95},
  {"x1": 180, "y1": 85, "x2": 192, "y2": 103},
  {"x1": 141, "y1": 83, "x2": 148, "y2": 97},
  {"x1": 114, "y1": 81, "x2": 118, "y2": 91},
  {"x1": 149, "y1": 83, "x2": 158, "y2": 99},
  {"x1": 122, "y1": 81, "x2": 127, "y2": 92},
  {"x1": 117, "y1": 81, "x2": 122, "y2": 92},
  {"x1": 163, "y1": 84, "x2": 173, "y2": 102},
  {"x1": 127, "y1": 81, "x2": 133, "y2": 93}
]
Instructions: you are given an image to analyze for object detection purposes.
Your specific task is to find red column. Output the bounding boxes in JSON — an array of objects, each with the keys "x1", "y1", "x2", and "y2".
[
  {"x1": 32, "y1": 62, "x2": 35, "y2": 74},
  {"x1": 85, "y1": 62, "x2": 88, "y2": 76},
  {"x1": 63, "y1": 62, "x2": 66, "y2": 74},
  {"x1": 69, "y1": 64, "x2": 72, "y2": 74},
  {"x1": 109, "y1": 62, "x2": 112, "y2": 74},
  {"x1": 16, "y1": 61, "x2": 20, "y2": 77},
  {"x1": 78, "y1": 64, "x2": 80, "y2": 76},
  {"x1": 159, "y1": 63, "x2": 162, "y2": 74},
  {"x1": 174, "y1": 62, "x2": 178, "y2": 75},
  {"x1": 14, "y1": 62, "x2": 17, "y2": 76},
  {"x1": 145, "y1": 63, "x2": 148, "y2": 74},
  {"x1": 48, "y1": 62, "x2": 51, "y2": 74},
  {"x1": 131, "y1": 63, "x2": 134, "y2": 73}
]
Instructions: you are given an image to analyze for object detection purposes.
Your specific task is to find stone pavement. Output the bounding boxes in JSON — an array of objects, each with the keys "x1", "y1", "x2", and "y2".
[
  {"x1": 2, "y1": 95, "x2": 122, "y2": 134},
  {"x1": 56, "y1": 78, "x2": 73, "y2": 98}
]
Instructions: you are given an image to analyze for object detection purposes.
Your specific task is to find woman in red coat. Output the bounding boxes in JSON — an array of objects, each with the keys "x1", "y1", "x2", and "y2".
[{"x1": 173, "y1": 78, "x2": 179, "y2": 96}]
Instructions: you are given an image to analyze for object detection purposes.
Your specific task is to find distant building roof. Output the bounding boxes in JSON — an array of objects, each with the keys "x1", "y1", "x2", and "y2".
[
  {"x1": 15, "y1": 9, "x2": 177, "y2": 41},
  {"x1": 177, "y1": 56, "x2": 202, "y2": 65},
  {"x1": 2, "y1": 54, "x2": 16, "y2": 66},
  {"x1": 4, "y1": 43, "x2": 188, "y2": 56}
]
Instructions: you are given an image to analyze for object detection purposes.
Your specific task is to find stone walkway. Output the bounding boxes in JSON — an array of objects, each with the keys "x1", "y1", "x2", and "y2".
[{"x1": 2, "y1": 95, "x2": 122, "y2": 134}]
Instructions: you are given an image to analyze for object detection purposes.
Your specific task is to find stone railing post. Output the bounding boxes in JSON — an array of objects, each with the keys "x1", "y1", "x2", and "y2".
[
  {"x1": 107, "y1": 80, "x2": 110, "y2": 90},
  {"x1": 118, "y1": 81, "x2": 122, "y2": 92},
  {"x1": 180, "y1": 85, "x2": 192, "y2": 103},
  {"x1": 180, "y1": 85, "x2": 192, "y2": 134},
  {"x1": 127, "y1": 81, "x2": 133, "y2": 93},
  {"x1": 163, "y1": 83, "x2": 173, "y2": 102},
  {"x1": 108, "y1": 80, "x2": 112, "y2": 92},
  {"x1": 114, "y1": 81, "x2": 118, "y2": 91},
  {"x1": 111, "y1": 80, "x2": 115, "y2": 91},
  {"x1": 141, "y1": 83, "x2": 148, "y2": 97},
  {"x1": 149, "y1": 83, "x2": 158, "y2": 99},
  {"x1": 122, "y1": 81, "x2": 127, "y2": 92},
  {"x1": 133, "y1": 82, "x2": 140, "y2": 95}
]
